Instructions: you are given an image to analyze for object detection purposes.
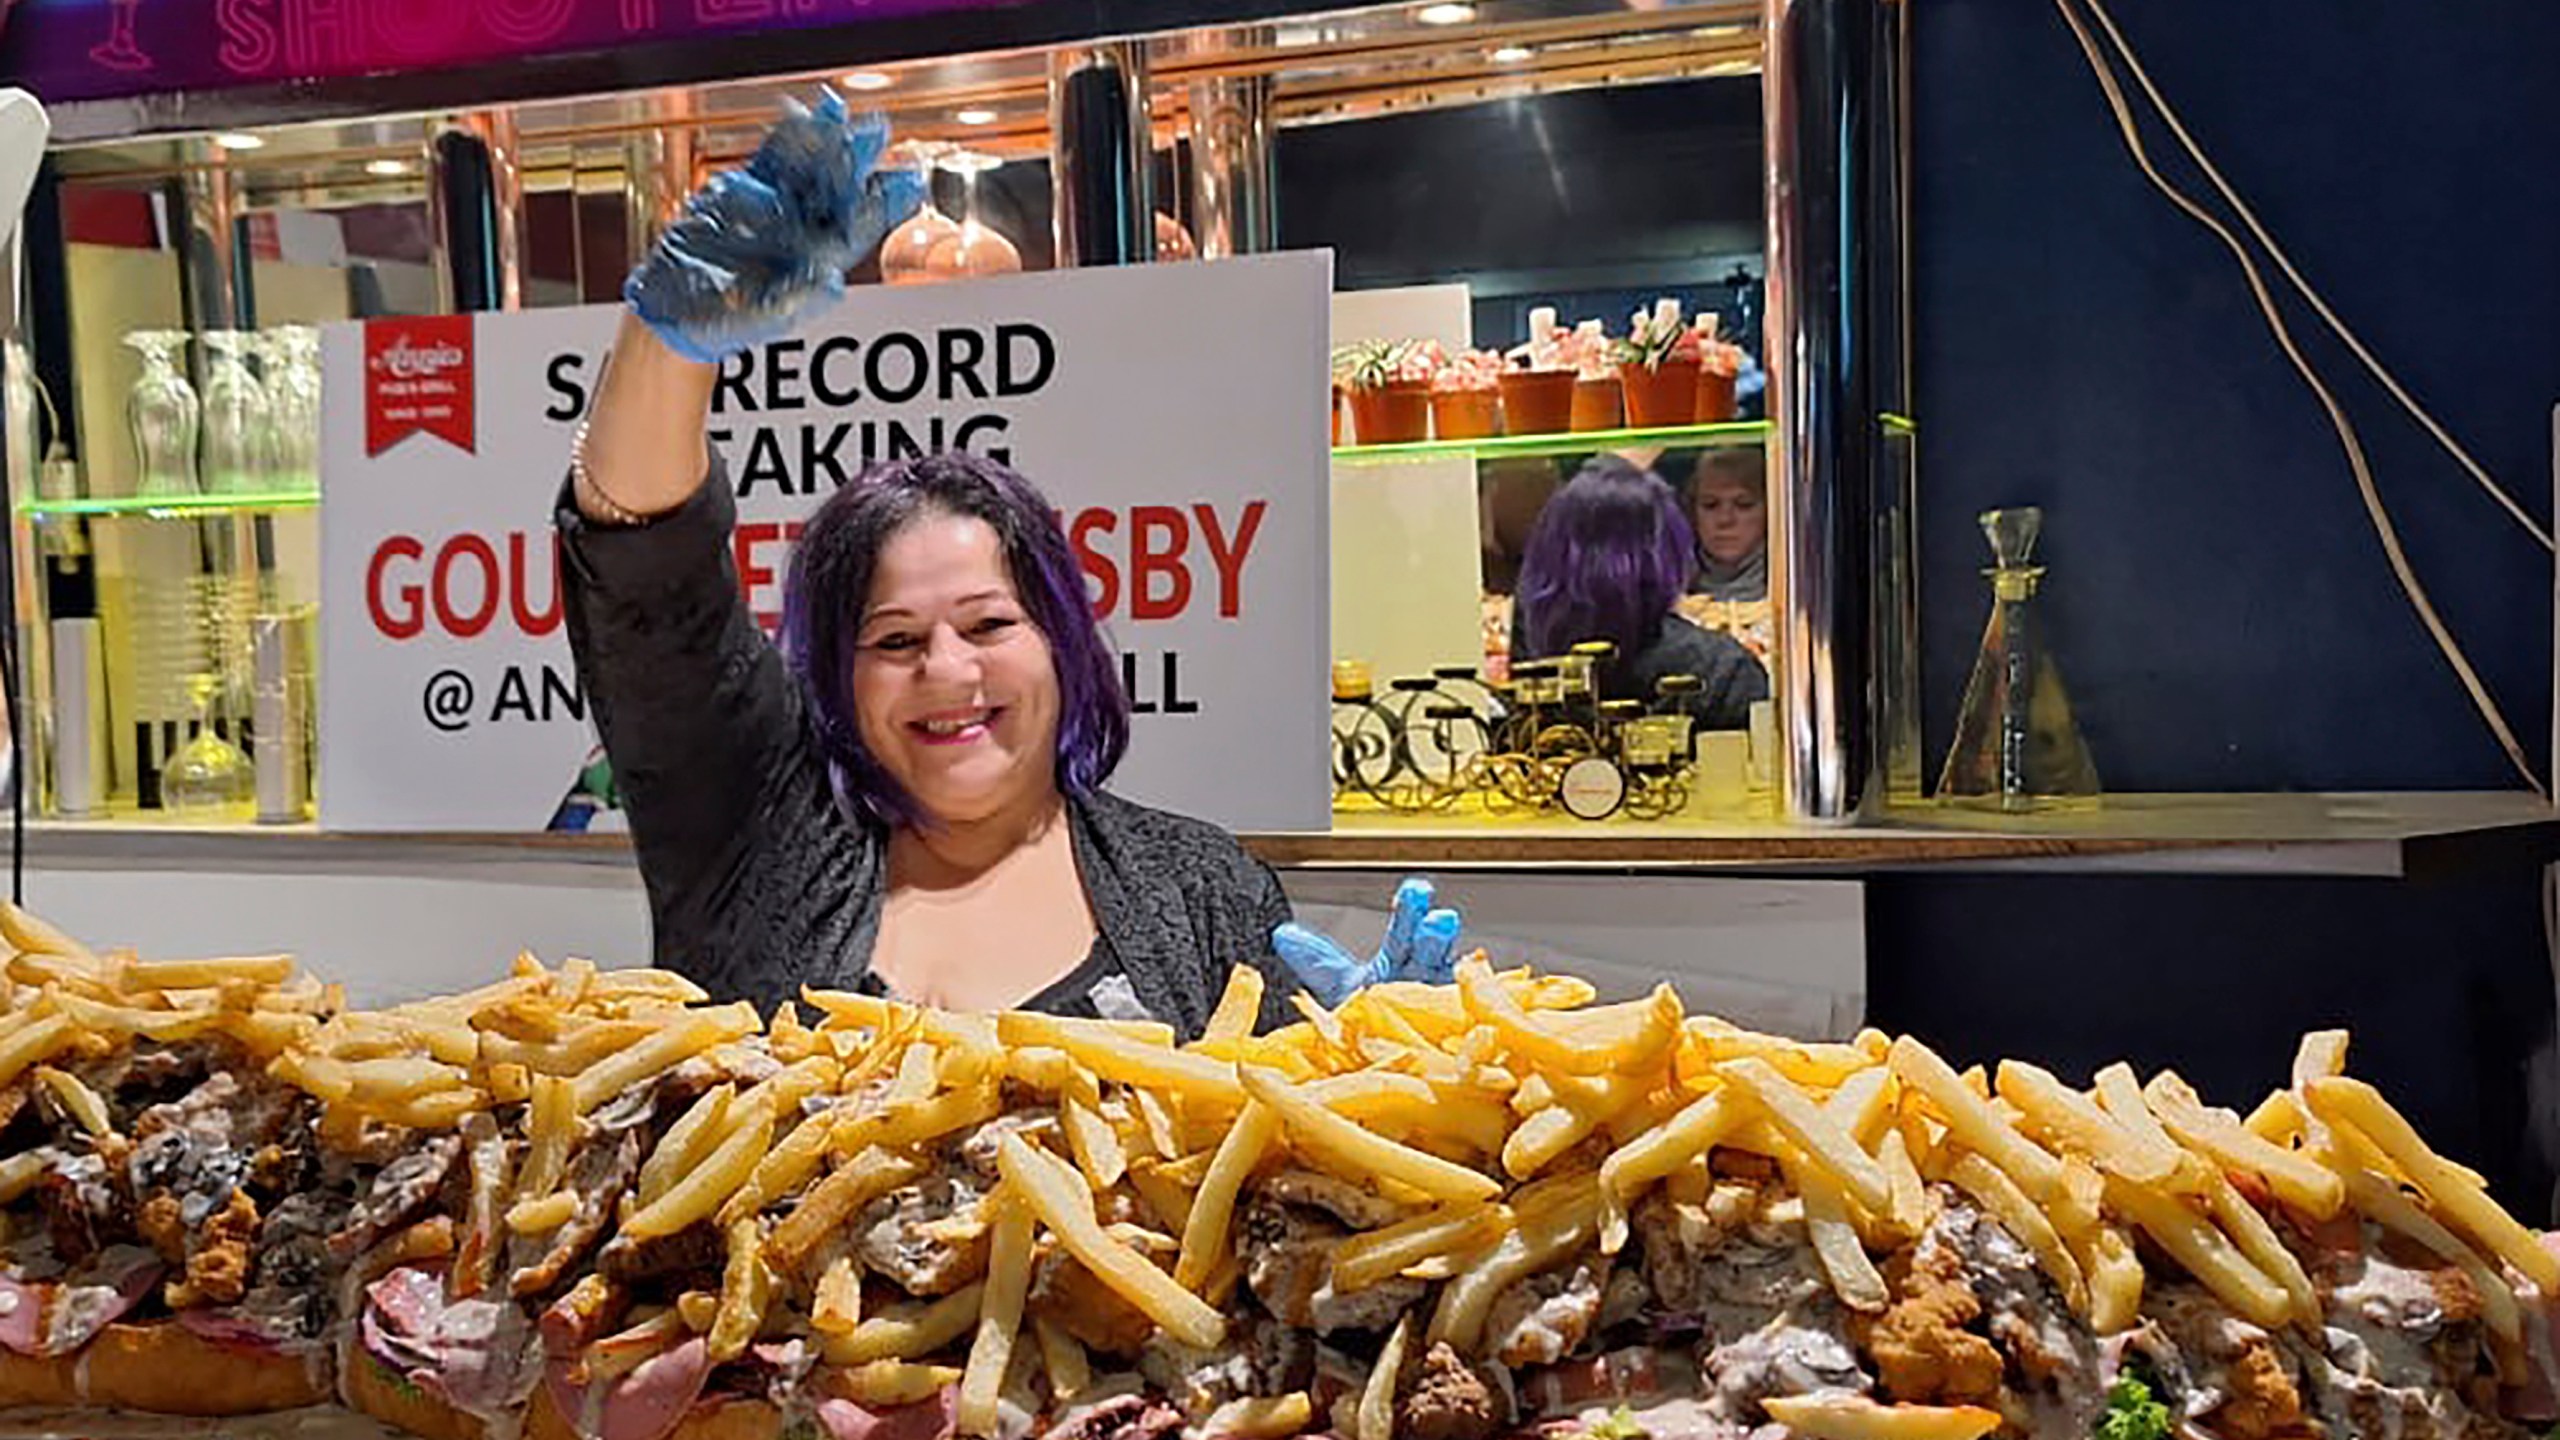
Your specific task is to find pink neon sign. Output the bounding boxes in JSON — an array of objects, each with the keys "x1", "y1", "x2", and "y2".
[{"x1": 0, "y1": 0, "x2": 1014, "y2": 104}]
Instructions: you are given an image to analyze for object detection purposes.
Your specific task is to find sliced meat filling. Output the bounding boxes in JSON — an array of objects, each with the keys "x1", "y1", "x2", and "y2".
[
  {"x1": 511, "y1": 1129, "x2": 643, "y2": 1297},
  {"x1": 330, "y1": 1134, "x2": 464, "y2": 1259},
  {"x1": 857, "y1": 1161, "x2": 992, "y2": 1297}
]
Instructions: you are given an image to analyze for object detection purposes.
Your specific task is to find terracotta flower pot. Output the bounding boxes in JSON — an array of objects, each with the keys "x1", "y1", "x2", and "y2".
[
  {"x1": 1696, "y1": 368, "x2": 1738, "y2": 423},
  {"x1": 1498, "y1": 370, "x2": 1576, "y2": 436},
  {"x1": 1347, "y1": 381, "x2": 1433, "y2": 445},
  {"x1": 1620, "y1": 358, "x2": 1702, "y2": 429},
  {"x1": 1430, "y1": 389, "x2": 1502, "y2": 441},
  {"x1": 1330, "y1": 384, "x2": 1346, "y2": 447},
  {"x1": 1570, "y1": 376, "x2": 1625, "y2": 433}
]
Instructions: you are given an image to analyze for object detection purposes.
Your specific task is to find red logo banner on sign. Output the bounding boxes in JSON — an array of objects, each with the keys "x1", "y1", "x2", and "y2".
[{"x1": 365, "y1": 316, "x2": 477, "y2": 458}]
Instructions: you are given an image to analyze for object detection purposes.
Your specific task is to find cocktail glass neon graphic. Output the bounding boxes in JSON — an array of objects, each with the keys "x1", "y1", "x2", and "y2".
[{"x1": 89, "y1": 0, "x2": 154, "y2": 72}]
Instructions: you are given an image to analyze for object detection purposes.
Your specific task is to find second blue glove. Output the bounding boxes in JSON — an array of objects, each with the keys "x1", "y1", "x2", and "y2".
[
  {"x1": 625, "y1": 90, "x2": 927, "y2": 365},
  {"x1": 1271, "y1": 877, "x2": 1463, "y2": 1008}
]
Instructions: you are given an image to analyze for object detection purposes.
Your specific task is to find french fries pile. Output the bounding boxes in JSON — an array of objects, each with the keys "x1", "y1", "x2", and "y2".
[{"x1": 0, "y1": 902, "x2": 2550, "y2": 1440}]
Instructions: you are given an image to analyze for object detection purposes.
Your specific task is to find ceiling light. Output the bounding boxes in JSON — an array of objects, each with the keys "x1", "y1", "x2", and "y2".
[
  {"x1": 841, "y1": 71, "x2": 894, "y2": 92},
  {"x1": 1490, "y1": 44, "x2": 1534, "y2": 63},
  {"x1": 212, "y1": 132, "x2": 266, "y2": 151},
  {"x1": 1416, "y1": 4, "x2": 1476, "y2": 25},
  {"x1": 955, "y1": 107, "x2": 999, "y2": 126},
  {"x1": 363, "y1": 158, "x2": 411, "y2": 177}
]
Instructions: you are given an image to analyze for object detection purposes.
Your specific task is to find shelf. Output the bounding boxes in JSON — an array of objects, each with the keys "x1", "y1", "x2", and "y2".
[
  {"x1": 12, "y1": 793, "x2": 2553, "y2": 880},
  {"x1": 1246, "y1": 792, "x2": 2560, "y2": 877},
  {"x1": 19, "y1": 490, "x2": 321, "y2": 519},
  {"x1": 1331, "y1": 420, "x2": 1770, "y2": 466}
]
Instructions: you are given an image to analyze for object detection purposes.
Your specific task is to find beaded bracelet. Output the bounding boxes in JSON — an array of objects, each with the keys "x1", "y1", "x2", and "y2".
[{"x1": 568, "y1": 418, "x2": 656, "y2": 527}]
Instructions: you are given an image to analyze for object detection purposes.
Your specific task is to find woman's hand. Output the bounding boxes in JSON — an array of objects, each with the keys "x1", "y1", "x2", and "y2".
[
  {"x1": 624, "y1": 90, "x2": 925, "y2": 365},
  {"x1": 1272, "y1": 878, "x2": 1464, "y2": 1007}
]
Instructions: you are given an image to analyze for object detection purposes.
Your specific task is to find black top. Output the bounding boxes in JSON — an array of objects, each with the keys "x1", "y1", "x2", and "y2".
[
  {"x1": 555, "y1": 466, "x2": 1300, "y2": 1041},
  {"x1": 1511, "y1": 609, "x2": 1771, "y2": 731}
]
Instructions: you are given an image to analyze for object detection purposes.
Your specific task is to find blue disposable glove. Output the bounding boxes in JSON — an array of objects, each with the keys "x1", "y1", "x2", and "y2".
[
  {"x1": 1272, "y1": 877, "x2": 1463, "y2": 1007},
  {"x1": 624, "y1": 90, "x2": 927, "y2": 365}
]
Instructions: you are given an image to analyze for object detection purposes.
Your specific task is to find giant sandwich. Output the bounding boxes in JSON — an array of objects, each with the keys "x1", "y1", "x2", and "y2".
[{"x1": 0, "y1": 903, "x2": 2550, "y2": 1440}]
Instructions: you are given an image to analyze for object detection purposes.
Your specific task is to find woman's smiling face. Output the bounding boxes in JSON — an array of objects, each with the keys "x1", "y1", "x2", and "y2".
[{"x1": 850, "y1": 510, "x2": 1062, "y2": 826}]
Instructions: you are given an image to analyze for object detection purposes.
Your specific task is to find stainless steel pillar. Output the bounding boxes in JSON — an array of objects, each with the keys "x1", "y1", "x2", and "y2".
[
  {"x1": 1185, "y1": 69, "x2": 1276, "y2": 258},
  {"x1": 174, "y1": 150, "x2": 240, "y2": 333},
  {"x1": 430, "y1": 109, "x2": 524, "y2": 312},
  {"x1": 1049, "y1": 44, "x2": 1156, "y2": 266},
  {"x1": 1764, "y1": 0, "x2": 1877, "y2": 822}
]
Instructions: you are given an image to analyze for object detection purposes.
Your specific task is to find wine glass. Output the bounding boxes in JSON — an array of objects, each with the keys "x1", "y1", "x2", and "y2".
[
  {"x1": 163, "y1": 672, "x2": 253, "y2": 821},
  {"x1": 122, "y1": 330, "x2": 200, "y2": 499},
  {"x1": 879, "y1": 141, "x2": 961, "y2": 287},
  {"x1": 197, "y1": 330, "x2": 273, "y2": 495},
  {"x1": 257, "y1": 326, "x2": 322, "y2": 490},
  {"x1": 925, "y1": 149, "x2": 1022, "y2": 281}
]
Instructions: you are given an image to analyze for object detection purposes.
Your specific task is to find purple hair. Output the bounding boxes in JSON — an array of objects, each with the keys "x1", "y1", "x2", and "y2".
[
  {"x1": 779, "y1": 451, "x2": 1130, "y2": 828},
  {"x1": 1514, "y1": 455, "x2": 1699, "y2": 659}
]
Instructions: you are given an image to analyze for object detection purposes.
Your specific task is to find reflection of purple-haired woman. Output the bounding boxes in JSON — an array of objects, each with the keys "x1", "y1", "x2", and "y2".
[{"x1": 1511, "y1": 456, "x2": 1770, "y2": 730}]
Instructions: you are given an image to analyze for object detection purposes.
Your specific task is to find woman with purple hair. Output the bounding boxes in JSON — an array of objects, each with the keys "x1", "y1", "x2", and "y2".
[
  {"x1": 1512, "y1": 456, "x2": 1769, "y2": 730},
  {"x1": 551, "y1": 98, "x2": 1454, "y2": 1037}
]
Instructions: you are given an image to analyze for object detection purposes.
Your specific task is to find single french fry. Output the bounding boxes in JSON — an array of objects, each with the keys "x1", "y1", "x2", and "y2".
[
  {"x1": 1759, "y1": 1394, "x2": 2002, "y2": 1440},
  {"x1": 2303, "y1": 1077, "x2": 2556, "y2": 1291},
  {"x1": 1874, "y1": 1127, "x2": 1931, "y2": 1240},
  {"x1": 996, "y1": 1135, "x2": 1225, "y2": 1348},
  {"x1": 2199, "y1": 1168, "x2": 2318, "y2": 1326},
  {"x1": 2242, "y1": 1091, "x2": 2306, "y2": 1147},
  {"x1": 2291, "y1": 1029, "x2": 2350, "y2": 1088},
  {"x1": 515, "y1": 1074, "x2": 578, "y2": 1204},
  {"x1": 479, "y1": 1020, "x2": 664, "y2": 1078},
  {"x1": 1890, "y1": 1037, "x2": 2062, "y2": 1202},
  {"x1": 2103, "y1": 1175, "x2": 2290, "y2": 1328},
  {"x1": 1241, "y1": 1066, "x2": 1498, "y2": 1203},
  {"x1": 2072, "y1": 1221, "x2": 2144, "y2": 1335},
  {"x1": 2090, "y1": 1064, "x2": 2197, "y2": 1193},
  {"x1": 0, "y1": 1151, "x2": 46, "y2": 1205},
  {"x1": 766, "y1": 1147, "x2": 927, "y2": 1275},
  {"x1": 1200, "y1": 1393, "x2": 1314, "y2": 1440},
  {"x1": 2147, "y1": 1071, "x2": 2344, "y2": 1219},
  {"x1": 33, "y1": 1066, "x2": 110, "y2": 1138},
  {"x1": 1721, "y1": 1058, "x2": 1893, "y2": 1215},
  {"x1": 1061, "y1": 1099, "x2": 1128, "y2": 1191},
  {"x1": 505, "y1": 1189, "x2": 578, "y2": 1234},
  {"x1": 1177, "y1": 1101, "x2": 1277, "y2": 1290},
  {"x1": 1944, "y1": 1153, "x2": 2086, "y2": 1314},
  {"x1": 1778, "y1": 1143, "x2": 1888, "y2": 1313},
  {"x1": 1427, "y1": 1174, "x2": 1600, "y2": 1351},
  {"x1": 1995, "y1": 1060, "x2": 2181, "y2": 1185},
  {"x1": 622, "y1": 1100, "x2": 773, "y2": 1239},
  {"x1": 0, "y1": 1014, "x2": 74, "y2": 1089},
  {"x1": 707, "y1": 1216, "x2": 776, "y2": 1363},
  {"x1": 1455, "y1": 956, "x2": 1611, "y2": 1075},
  {"x1": 1202, "y1": 966, "x2": 1266, "y2": 1048},
  {"x1": 958, "y1": 1190, "x2": 1035, "y2": 1438},
  {"x1": 1357, "y1": 1316, "x2": 1413, "y2": 1440},
  {"x1": 124, "y1": 954, "x2": 294, "y2": 992},
  {"x1": 570, "y1": 1003, "x2": 759, "y2": 1114},
  {"x1": 811, "y1": 1256, "x2": 864, "y2": 1336},
  {"x1": 1126, "y1": 1158, "x2": 1195, "y2": 1236},
  {"x1": 1330, "y1": 1204, "x2": 1508, "y2": 1293},
  {"x1": 0, "y1": 904, "x2": 98, "y2": 967},
  {"x1": 832, "y1": 1361, "x2": 966, "y2": 1408},
  {"x1": 1032, "y1": 1318, "x2": 1089, "y2": 1403},
  {"x1": 823, "y1": 1284, "x2": 985, "y2": 1365},
  {"x1": 640, "y1": 1084, "x2": 735, "y2": 1211},
  {"x1": 999, "y1": 1012, "x2": 1235, "y2": 1106}
]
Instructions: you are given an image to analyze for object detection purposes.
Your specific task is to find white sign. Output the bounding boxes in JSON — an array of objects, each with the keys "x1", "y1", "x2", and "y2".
[{"x1": 320, "y1": 252, "x2": 1334, "y2": 834}]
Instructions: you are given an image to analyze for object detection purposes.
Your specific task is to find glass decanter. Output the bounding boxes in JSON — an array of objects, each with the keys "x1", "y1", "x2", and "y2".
[
  {"x1": 1938, "y1": 507, "x2": 2101, "y2": 811},
  {"x1": 164, "y1": 672, "x2": 255, "y2": 821},
  {"x1": 879, "y1": 142, "x2": 962, "y2": 287},
  {"x1": 198, "y1": 329, "x2": 274, "y2": 495},
  {"x1": 122, "y1": 330, "x2": 201, "y2": 498},
  {"x1": 258, "y1": 326, "x2": 322, "y2": 490}
]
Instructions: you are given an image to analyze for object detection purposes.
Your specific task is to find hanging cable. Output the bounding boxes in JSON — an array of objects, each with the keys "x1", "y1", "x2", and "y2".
[
  {"x1": 2053, "y1": 0, "x2": 2546, "y2": 796},
  {"x1": 2078, "y1": 0, "x2": 2552, "y2": 555}
]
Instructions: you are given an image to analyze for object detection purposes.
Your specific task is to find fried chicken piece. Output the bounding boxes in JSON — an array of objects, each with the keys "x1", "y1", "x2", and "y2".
[
  {"x1": 170, "y1": 1189, "x2": 260, "y2": 1308},
  {"x1": 136, "y1": 1191, "x2": 188, "y2": 1265},
  {"x1": 2213, "y1": 1336, "x2": 2306, "y2": 1440},
  {"x1": 1860, "y1": 1239, "x2": 2003, "y2": 1405},
  {"x1": 1398, "y1": 1342, "x2": 1507, "y2": 1440}
]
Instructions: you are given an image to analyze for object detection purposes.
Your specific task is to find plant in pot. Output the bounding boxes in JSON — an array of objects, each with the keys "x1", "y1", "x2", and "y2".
[
  {"x1": 1431, "y1": 347, "x2": 1507, "y2": 441},
  {"x1": 1332, "y1": 338, "x2": 1437, "y2": 446},
  {"x1": 1566, "y1": 320, "x2": 1623, "y2": 432},
  {"x1": 1692, "y1": 313, "x2": 1748, "y2": 423},
  {"x1": 1500, "y1": 307, "x2": 1579, "y2": 435},
  {"x1": 1614, "y1": 298, "x2": 1703, "y2": 429}
]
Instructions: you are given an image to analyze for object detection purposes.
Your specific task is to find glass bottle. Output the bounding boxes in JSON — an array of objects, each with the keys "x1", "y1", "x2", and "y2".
[
  {"x1": 122, "y1": 330, "x2": 201, "y2": 498},
  {"x1": 1937, "y1": 506, "x2": 2101, "y2": 811},
  {"x1": 198, "y1": 330, "x2": 273, "y2": 495},
  {"x1": 163, "y1": 672, "x2": 255, "y2": 821}
]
